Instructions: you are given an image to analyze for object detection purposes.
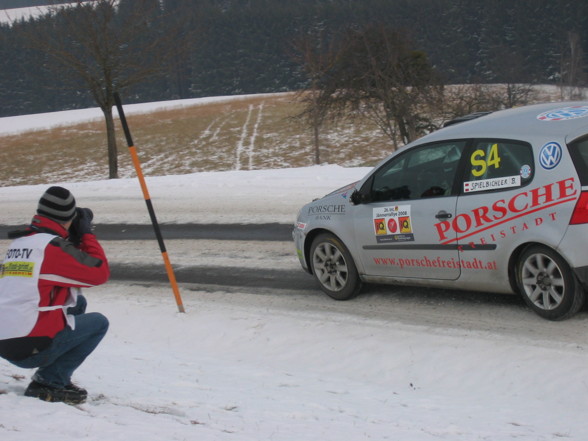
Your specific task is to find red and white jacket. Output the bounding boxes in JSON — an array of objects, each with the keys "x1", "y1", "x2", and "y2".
[{"x1": 0, "y1": 215, "x2": 109, "y2": 343}]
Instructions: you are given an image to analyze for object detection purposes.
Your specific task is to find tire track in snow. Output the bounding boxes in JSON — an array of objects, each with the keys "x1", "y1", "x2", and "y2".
[
  {"x1": 210, "y1": 116, "x2": 231, "y2": 142},
  {"x1": 197, "y1": 114, "x2": 232, "y2": 143},
  {"x1": 197, "y1": 116, "x2": 222, "y2": 142},
  {"x1": 247, "y1": 102, "x2": 264, "y2": 170},
  {"x1": 138, "y1": 115, "x2": 232, "y2": 175},
  {"x1": 141, "y1": 114, "x2": 232, "y2": 174},
  {"x1": 235, "y1": 103, "x2": 264, "y2": 170}
]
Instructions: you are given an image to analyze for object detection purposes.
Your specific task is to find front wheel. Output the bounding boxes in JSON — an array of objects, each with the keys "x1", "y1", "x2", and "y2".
[
  {"x1": 516, "y1": 245, "x2": 585, "y2": 320},
  {"x1": 309, "y1": 233, "x2": 362, "y2": 301}
]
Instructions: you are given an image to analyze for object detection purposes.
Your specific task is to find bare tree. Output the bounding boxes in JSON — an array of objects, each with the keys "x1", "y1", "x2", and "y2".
[
  {"x1": 486, "y1": 45, "x2": 536, "y2": 108},
  {"x1": 300, "y1": 24, "x2": 443, "y2": 150},
  {"x1": 292, "y1": 27, "x2": 341, "y2": 164},
  {"x1": 292, "y1": 24, "x2": 346, "y2": 164},
  {"x1": 559, "y1": 31, "x2": 586, "y2": 100},
  {"x1": 299, "y1": 88, "x2": 328, "y2": 165},
  {"x1": 441, "y1": 84, "x2": 500, "y2": 119},
  {"x1": 24, "y1": 0, "x2": 190, "y2": 179}
]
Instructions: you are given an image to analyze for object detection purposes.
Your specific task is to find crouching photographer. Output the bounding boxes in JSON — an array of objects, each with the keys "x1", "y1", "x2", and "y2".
[{"x1": 0, "y1": 186, "x2": 110, "y2": 405}]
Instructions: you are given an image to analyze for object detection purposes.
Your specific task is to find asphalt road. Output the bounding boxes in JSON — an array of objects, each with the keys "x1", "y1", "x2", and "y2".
[
  {"x1": 0, "y1": 223, "x2": 294, "y2": 242},
  {"x1": 0, "y1": 222, "x2": 304, "y2": 290},
  {"x1": 95, "y1": 223, "x2": 305, "y2": 291},
  {"x1": 109, "y1": 262, "x2": 317, "y2": 291}
]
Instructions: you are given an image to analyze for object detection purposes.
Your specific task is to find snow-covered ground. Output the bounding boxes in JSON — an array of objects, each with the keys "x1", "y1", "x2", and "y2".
[
  {"x1": 0, "y1": 3, "x2": 58, "y2": 24},
  {"x1": 0, "y1": 92, "x2": 284, "y2": 137},
  {"x1": 1, "y1": 99, "x2": 588, "y2": 440}
]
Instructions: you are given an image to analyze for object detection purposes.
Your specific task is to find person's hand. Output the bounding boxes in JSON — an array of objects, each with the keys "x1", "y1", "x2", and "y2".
[
  {"x1": 69, "y1": 207, "x2": 94, "y2": 245},
  {"x1": 74, "y1": 207, "x2": 94, "y2": 235}
]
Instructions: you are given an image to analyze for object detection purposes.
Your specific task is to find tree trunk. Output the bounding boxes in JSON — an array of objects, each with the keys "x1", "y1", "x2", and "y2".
[
  {"x1": 103, "y1": 106, "x2": 119, "y2": 179},
  {"x1": 313, "y1": 117, "x2": 321, "y2": 165}
]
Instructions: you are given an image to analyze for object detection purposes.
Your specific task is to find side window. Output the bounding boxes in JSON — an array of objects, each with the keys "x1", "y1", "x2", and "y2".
[
  {"x1": 371, "y1": 141, "x2": 466, "y2": 202},
  {"x1": 463, "y1": 140, "x2": 534, "y2": 194}
]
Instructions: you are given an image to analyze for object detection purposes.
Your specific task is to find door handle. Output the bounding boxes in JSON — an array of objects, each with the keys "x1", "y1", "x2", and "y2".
[{"x1": 435, "y1": 211, "x2": 453, "y2": 220}]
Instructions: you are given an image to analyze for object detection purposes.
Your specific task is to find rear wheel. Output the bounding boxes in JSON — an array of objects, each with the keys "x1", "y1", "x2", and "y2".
[
  {"x1": 309, "y1": 233, "x2": 362, "y2": 300},
  {"x1": 516, "y1": 245, "x2": 585, "y2": 320}
]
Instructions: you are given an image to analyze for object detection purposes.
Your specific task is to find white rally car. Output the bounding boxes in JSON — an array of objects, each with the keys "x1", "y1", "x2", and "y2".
[{"x1": 293, "y1": 102, "x2": 588, "y2": 320}]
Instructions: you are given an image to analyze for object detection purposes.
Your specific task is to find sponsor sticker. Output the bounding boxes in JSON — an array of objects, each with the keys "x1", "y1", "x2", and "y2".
[
  {"x1": 0, "y1": 261, "x2": 34, "y2": 278},
  {"x1": 539, "y1": 142, "x2": 562, "y2": 170},
  {"x1": 372, "y1": 255, "x2": 498, "y2": 271},
  {"x1": 537, "y1": 105, "x2": 588, "y2": 121},
  {"x1": 435, "y1": 177, "x2": 577, "y2": 244},
  {"x1": 373, "y1": 205, "x2": 414, "y2": 243},
  {"x1": 387, "y1": 218, "x2": 398, "y2": 233},
  {"x1": 307, "y1": 203, "x2": 346, "y2": 221},
  {"x1": 520, "y1": 164, "x2": 532, "y2": 179},
  {"x1": 470, "y1": 143, "x2": 501, "y2": 177},
  {"x1": 464, "y1": 175, "x2": 521, "y2": 193},
  {"x1": 307, "y1": 204, "x2": 345, "y2": 215}
]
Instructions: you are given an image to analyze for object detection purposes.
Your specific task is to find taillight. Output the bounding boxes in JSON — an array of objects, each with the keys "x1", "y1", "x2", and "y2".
[{"x1": 570, "y1": 191, "x2": 588, "y2": 224}]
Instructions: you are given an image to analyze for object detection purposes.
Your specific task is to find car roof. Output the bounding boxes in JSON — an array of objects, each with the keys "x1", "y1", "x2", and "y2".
[{"x1": 418, "y1": 101, "x2": 588, "y2": 145}]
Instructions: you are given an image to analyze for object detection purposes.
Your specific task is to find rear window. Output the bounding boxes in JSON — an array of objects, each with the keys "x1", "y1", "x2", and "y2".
[{"x1": 568, "y1": 136, "x2": 588, "y2": 186}]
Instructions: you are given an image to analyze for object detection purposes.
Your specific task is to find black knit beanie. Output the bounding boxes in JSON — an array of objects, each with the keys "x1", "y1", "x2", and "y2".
[{"x1": 37, "y1": 186, "x2": 76, "y2": 223}]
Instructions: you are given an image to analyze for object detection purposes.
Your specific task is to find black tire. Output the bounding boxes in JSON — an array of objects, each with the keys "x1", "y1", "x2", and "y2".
[
  {"x1": 309, "y1": 233, "x2": 362, "y2": 301},
  {"x1": 516, "y1": 245, "x2": 585, "y2": 320}
]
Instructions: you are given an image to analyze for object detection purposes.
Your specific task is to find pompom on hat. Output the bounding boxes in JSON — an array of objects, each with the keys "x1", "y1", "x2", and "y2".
[{"x1": 37, "y1": 186, "x2": 76, "y2": 223}]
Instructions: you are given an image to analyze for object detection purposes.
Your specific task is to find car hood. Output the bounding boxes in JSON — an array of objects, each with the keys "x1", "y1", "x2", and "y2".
[{"x1": 322, "y1": 181, "x2": 359, "y2": 199}]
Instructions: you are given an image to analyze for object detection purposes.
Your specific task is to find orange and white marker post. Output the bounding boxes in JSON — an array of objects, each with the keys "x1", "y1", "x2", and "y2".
[{"x1": 113, "y1": 93, "x2": 185, "y2": 313}]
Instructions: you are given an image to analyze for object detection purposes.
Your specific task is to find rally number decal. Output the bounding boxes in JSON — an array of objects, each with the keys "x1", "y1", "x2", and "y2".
[{"x1": 471, "y1": 143, "x2": 501, "y2": 177}]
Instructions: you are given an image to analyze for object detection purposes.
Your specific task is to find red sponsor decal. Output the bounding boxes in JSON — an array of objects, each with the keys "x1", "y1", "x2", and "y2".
[
  {"x1": 374, "y1": 219, "x2": 386, "y2": 235},
  {"x1": 387, "y1": 218, "x2": 398, "y2": 233},
  {"x1": 373, "y1": 255, "x2": 497, "y2": 271},
  {"x1": 399, "y1": 216, "x2": 411, "y2": 233},
  {"x1": 434, "y1": 177, "x2": 577, "y2": 244}
]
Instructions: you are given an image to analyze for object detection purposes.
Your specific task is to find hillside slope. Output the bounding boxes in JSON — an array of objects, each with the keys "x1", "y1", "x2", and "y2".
[{"x1": 0, "y1": 93, "x2": 388, "y2": 187}]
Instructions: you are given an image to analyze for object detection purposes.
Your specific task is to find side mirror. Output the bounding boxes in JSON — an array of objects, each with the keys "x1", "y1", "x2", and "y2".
[
  {"x1": 350, "y1": 177, "x2": 374, "y2": 205},
  {"x1": 350, "y1": 189, "x2": 371, "y2": 205}
]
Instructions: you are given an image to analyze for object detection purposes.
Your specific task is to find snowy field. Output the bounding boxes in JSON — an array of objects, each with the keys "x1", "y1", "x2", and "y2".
[
  {"x1": 0, "y1": 4, "x2": 57, "y2": 24},
  {"x1": 1, "y1": 98, "x2": 588, "y2": 440}
]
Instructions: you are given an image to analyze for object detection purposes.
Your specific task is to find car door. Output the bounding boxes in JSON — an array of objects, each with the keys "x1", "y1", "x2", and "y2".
[
  {"x1": 352, "y1": 140, "x2": 467, "y2": 279},
  {"x1": 452, "y1": 139, "x2": 536, "y2": 284}
]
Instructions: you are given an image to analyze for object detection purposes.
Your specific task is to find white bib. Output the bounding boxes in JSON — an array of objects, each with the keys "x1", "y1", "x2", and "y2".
[{"x1": 0, "y1": 233, "x2": 58, "y2": 339}]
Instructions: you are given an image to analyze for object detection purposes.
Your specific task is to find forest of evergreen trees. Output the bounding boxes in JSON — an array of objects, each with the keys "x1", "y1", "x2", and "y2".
[{"x1": 0, "y1": 0, "x2": 586, "y2": 117}]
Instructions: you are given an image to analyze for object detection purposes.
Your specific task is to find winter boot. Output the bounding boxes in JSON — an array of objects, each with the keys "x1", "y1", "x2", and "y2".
[
  {"x1": 24, "y1": 380, "x2": 87, "y2": 405},
  {"x1": 64, "y1": 383, "x2": 88, "y2": 397}
]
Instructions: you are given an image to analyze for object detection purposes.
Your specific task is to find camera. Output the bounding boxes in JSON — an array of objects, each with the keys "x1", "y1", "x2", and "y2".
[{"x1": 69, "y1": 207, "x2": 94, "y2": 245}]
